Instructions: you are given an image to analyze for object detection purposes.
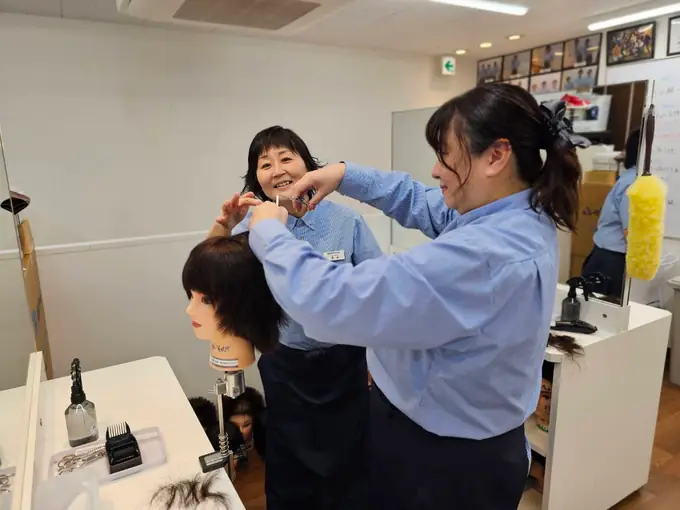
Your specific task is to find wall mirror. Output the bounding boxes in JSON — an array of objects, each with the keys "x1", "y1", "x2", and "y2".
[{"x1": 0, "y1": 124, "x2": 37, "y2": 509}]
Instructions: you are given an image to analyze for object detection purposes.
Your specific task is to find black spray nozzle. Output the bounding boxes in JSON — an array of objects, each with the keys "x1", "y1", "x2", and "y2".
[
  {"x1": 69, "y1": 358, "x2": 86, "y2": 405},
  {"x1": 566, "y1": 277, "x2": 584, "y2": 299}
]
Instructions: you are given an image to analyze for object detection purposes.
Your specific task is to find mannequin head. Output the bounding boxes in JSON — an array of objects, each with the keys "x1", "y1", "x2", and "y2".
[
  {"x1": 182, "y1": 233, "x2": 286, "y2": 369},
  {"x1": 223, "y1": 387, "x2": 265, "y2": 448},
  {"x1": 242, "y1": 126, "x2": 323, "y2": 214}
]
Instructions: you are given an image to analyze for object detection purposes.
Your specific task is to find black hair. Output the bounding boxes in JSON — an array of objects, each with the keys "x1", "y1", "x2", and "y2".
[
  {"x1": 547, "y1": 333, "x2": 584, "y2": 361},
  {"x1": 425, "y1": 83, "x2": 582, "y2": 231},
  {"x1": 182, "y1": 233, "x2": 287, "y2": 353},
  {"x1": 223, "y1": 387, "x2": 265, "y2": 419},
  {"x1": 242, "y1": 126, "x2": 324, "y2": 201},
  {"x1": 150, "y1": 473, "x2": 230, "y2": 509},
  {"x1": 624, "y1": 128, "x2": 641, "y2": 170}
]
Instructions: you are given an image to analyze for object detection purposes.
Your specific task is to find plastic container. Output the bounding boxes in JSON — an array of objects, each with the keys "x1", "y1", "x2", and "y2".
[{"x1": 628, "y1": 253, "x2": 680, "y2": 308}]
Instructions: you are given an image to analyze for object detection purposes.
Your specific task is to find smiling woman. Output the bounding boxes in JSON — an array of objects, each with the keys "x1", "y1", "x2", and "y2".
[
  {"x1": 242, "y1": 126, "x2": 324, "y2": 208},
  {"x1": 206, "y1": 125, "x2": 383, "y2": 509}
]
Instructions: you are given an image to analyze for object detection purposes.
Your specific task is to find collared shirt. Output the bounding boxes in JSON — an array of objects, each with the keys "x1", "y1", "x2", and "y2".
[
  {"x1": 593, "y1": 167, "x2": 637, "y2": 254},
  {"x1": 234, "y1": 200, "x2": 382, "y2": 350},
  {"x1": 249, "y1": 162, "x2": 557, "y2": 440}
]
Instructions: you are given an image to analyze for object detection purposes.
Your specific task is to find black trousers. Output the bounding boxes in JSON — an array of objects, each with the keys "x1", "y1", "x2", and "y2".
[
  {"x1": 259, "y1": 344, "x2": 369, "y2": 510},
  {"x1": 581, "y1": 244, "x2": 626, "y2": 298},
  {"x1": 369, "y1": 385, "x2": 529, "y2": 510}
]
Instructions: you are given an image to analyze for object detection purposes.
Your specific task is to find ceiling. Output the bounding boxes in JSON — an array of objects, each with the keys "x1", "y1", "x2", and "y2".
[{"x1": 0, "y1": 0, "x2": 666, "y2": 57}]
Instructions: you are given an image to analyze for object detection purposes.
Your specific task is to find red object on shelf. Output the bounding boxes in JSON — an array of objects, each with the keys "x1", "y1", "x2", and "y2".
[{"x1": 561, "y1": 93, "x2": 590, "y2": 107}]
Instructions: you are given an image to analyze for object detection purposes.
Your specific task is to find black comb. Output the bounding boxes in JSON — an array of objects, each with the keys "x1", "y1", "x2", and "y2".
[{"x1": 105, "y1": 422, "x2": 142, "y2": 474}]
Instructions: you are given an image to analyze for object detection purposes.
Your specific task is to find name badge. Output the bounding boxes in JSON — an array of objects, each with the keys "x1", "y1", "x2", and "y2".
[{"x1": 323, "y1": 250, "x2": 346, "y2": 262}]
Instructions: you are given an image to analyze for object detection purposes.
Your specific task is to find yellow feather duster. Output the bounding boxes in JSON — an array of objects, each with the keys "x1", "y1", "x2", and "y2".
[{"x1": 626, "y1": 105, "x2": 668, "y2": 281}]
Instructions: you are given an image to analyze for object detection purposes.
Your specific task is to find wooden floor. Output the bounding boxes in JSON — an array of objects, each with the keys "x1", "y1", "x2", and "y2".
[{"x1": 234, "y1": 378, "x2": 680, "y2": 510}]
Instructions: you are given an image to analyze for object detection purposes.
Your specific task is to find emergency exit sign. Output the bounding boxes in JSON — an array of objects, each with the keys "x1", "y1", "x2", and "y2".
[{"x1": 441, "y1": 56, "x2": 456, "y2": 76}]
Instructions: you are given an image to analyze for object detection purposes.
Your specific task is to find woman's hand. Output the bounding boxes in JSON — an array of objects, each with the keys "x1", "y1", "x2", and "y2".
[
  {"x1": 249, "y1": 202, "x2": 289, "y2": 229},
  {"x1": 289, "y1": 163, "x2": 346, "y2": 212},
  {"x1": 216, "y1": 192, "x2": 262, "y2": 233}
]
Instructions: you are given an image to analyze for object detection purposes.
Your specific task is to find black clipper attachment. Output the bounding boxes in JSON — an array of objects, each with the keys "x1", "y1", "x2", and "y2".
[{"x1": 105, "y1": 421, "x2": 142, "y2": 474}]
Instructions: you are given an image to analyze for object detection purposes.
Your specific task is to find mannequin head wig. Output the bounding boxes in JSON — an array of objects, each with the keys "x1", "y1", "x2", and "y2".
[{"x1": 182, "y1": 233, "x2": 287, "y2": 354}]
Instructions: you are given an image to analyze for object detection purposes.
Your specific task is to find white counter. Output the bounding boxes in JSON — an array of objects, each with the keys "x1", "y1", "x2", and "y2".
[
  {"x1": 0, "y1": 386, "x2": 27, "y2": 470},
  {"x1": 32, "y1": 356, "x2": 245, "y2": 509},
  {"x1": 521, "y1": 296, "x2": 672, "y2": 510}
]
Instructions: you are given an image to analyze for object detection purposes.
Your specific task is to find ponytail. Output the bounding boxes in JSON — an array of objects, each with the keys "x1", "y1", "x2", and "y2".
[
  {"x1": 529, "y1": 100, "x2": 590, "y2": 232},
  {"x1": 531, "y1": 138, "x2": 582, "y2": 231}
]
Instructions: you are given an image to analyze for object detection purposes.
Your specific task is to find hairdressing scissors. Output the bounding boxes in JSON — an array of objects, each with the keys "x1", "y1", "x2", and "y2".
[
  {"x1": 56, "y1": 445, "x2": 106, "y2": 476},
  {"x1": 0, "y1": 473, "x2": 13, "y2": 493},
  {"x1": 276, "y1": 194, "x2": 310, "y2": 207}
]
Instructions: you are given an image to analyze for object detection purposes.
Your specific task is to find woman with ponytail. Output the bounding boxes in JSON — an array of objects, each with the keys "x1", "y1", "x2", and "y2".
[{"x1": 245, "y1": 83, "x2": 590, "y2": 509}]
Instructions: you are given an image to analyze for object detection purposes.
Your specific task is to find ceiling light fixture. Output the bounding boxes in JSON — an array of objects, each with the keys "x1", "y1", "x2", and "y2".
[
  {"x1": 480, "y1": 42, "x2": 493, "y2": 48},
  {"x1": 429, "y1": 0, "x2": 528, "y2": 16},
  {"x1": 507, "y1": 34, "x2": 522, "y2": 40},
  {"x1": 455, "y1": 49, "x2": 468, "y2": 55},
  {"x1": 588, "y1": 3, "x2": 680, "y2": 31}
]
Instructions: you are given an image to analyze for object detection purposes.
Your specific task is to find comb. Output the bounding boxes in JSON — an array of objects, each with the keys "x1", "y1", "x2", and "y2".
[{"x1": 105, "y1": 421, "x2": 142, "y2": 474}]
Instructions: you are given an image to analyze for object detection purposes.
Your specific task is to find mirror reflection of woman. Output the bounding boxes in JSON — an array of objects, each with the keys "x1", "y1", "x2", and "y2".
[
  {"x1": 581, "y1": 129, "x2": 640, "y2": 297},
  {"x1": 209, "y1": 126, "x2": 382, "y2": 510},
  {"x1": 245, "y1": 84, "x2": 588, "y2": 509}
]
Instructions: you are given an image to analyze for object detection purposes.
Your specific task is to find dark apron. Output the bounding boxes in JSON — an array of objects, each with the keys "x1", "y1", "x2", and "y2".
[
  {"x1": 369, "y1": 384, "x2": 528, "y2": 510},
  {"x1": 258, "y1": 343, "x2": 369, "y2": 510},
  {"x1": 581, "y1": 245, "x2": 626, "y2": 298}
]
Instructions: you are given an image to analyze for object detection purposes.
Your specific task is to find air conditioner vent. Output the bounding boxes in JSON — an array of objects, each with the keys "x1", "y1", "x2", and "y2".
[{"x1": 173, "y1": 0, "x2": 321, "y2": 30}]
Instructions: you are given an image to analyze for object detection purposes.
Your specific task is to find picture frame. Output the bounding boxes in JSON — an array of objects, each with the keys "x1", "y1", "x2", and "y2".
[
  {"x1": 529, "y1": 72, "x2": 563, "y2": 95},
  {"x1": 563, "y1": 34, "x2": 602, "y2": 69},
  {"x1": 668, "y1": 15, "x2": 680, "y2": 57},
  {"x1": 504, "y1": 77, "x2": 529, "y2": 91},
  {"x1": 530, "y1": 42, "x2": 565, "y2": 75},
  {"x1": 476, "y1": 57, "x2": 503, "y2": 85},
  {"x1": 606, "y1": 22, "x2": 656, "y2": 66},
  {"x1": 561, "y1": 65, "x2": 598, "y2": 92},
  {"x1": 502, "y1": 51, "x2": 531, "y2": 81}
]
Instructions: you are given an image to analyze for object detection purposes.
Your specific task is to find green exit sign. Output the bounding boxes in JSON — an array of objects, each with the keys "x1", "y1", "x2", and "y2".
[{"x1": 441, "y1": 56, "x2": 456, "y2": 76}]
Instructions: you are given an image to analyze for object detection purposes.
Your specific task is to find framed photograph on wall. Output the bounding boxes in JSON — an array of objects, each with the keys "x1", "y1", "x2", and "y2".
[
  {"x1": 668, "y1": 15, "x2": 680, "y2": 56},
  {"x1": 477, "y1": 57, "x2": 503, "y2": 84},
  {"x1": 529, "y1": 72, "x2": 562, "y2": 95},
  {"x1": 606, "y1": 22, "x2": 656, "y2": 66},
  {"x1": 504, "y1": 77, "x2": 529, "y2": 91},
  {"x1": 530, "y1": 42, "x2": 564, "y2": 74},
  {"x1": 562, "y1": 65, "x2": 598, "y2": 92},
  {"x1": 502, "y1": 51, "x2": 531, "y2": 80},
  {"x1": 563, "y1": 34, "x2": 602, "y2": 68}
]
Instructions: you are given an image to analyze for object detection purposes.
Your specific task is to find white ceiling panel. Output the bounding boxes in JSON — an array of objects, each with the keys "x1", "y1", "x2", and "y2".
[{"x1": 0, "y1": 0, "x2": 670, "y2": 57}]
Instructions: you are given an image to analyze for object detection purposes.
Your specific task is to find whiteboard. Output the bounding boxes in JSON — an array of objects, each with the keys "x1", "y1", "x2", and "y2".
[{"x1": 650, "y1": 70, "x2": 680, "y2": 239}]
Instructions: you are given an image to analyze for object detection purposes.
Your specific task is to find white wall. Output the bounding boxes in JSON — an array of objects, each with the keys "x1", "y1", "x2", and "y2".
[{"x1": 0, "y1": 14, "x2": 474, "y2": 399}]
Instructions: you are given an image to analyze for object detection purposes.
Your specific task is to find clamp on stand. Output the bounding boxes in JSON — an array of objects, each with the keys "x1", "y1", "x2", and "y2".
[{"x1": 198, "y1": 370, "x2": 246, "y2": 480}]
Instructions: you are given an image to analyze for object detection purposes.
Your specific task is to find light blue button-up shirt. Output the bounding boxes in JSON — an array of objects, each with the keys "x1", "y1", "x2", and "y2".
[
  {"x1": 234, "y1": 200, "x2": 382, "y2": 350},
  {"x1": 249, "y1": 163, "x2": 557, "y2": 440},
  {"x1": 593, "y1": 167, "x2": 637, "y2": 254}
]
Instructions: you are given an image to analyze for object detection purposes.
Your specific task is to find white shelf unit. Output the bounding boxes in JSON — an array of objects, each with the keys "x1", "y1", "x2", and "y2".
[{"x1": 520, "y1": 293, "x2": 671, "y2": 510}]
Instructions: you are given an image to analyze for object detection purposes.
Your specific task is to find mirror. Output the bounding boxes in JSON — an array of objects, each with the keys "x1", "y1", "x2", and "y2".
[
  {"x1": 0, "y1": 125, "x2": 37, "y2": 509},
  {"x1": 573, "y1": 80, "x2": 651, "y2": 306}
]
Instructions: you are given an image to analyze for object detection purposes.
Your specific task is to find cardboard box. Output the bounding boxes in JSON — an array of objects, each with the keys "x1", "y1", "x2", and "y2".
[
  {"x1": 20, "y1": 220, "x2": 53, "y2": 378},
  {"x1": 583, "y1": 169, "x2": 617, "y2": 186},
  {"x1": 570, "y1": 254, "x2": 587, "y2": 279},
  {"x1": 572, "y1": 181, "x2": 614, "y2": 258}
]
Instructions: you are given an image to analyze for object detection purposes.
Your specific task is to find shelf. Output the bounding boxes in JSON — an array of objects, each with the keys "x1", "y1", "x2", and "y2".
[
  {"x1": 519, "y1": 489, "x2": 542, "y2": 510},
  {"x1": 525, "y1": 415, "x2": 549, "y2": 458}
]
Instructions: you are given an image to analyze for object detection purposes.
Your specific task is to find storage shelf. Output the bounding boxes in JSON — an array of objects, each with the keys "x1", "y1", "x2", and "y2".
[
  {"x1": 524, "y1": 415, "x2": 549, "y2": 458},
  {"x1": 519, "y1": 489, "x2": 542, "y2": 510}
]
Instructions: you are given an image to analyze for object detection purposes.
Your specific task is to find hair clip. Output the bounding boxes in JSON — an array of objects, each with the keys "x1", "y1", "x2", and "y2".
[{"x1": 539, "y1": 100, "x2": 591, "y2": 149}]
